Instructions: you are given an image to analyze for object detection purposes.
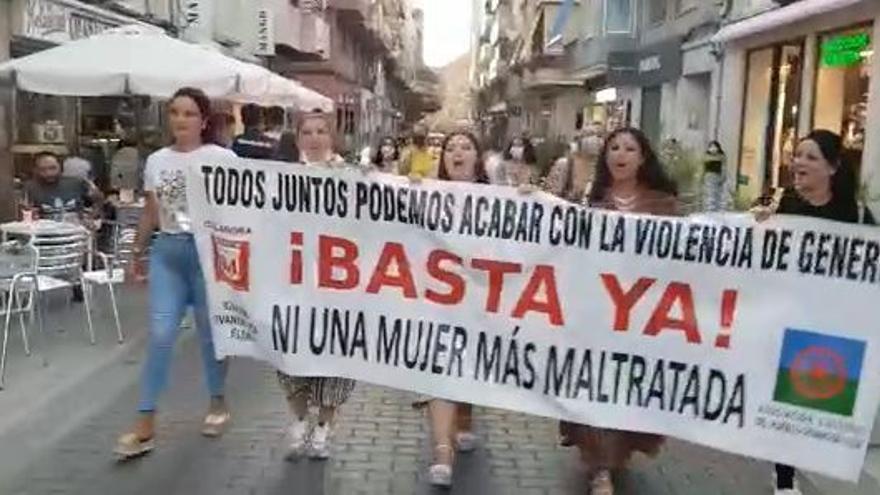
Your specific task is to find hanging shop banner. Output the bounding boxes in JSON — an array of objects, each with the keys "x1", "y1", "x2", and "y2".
[
  {"x1": 609, "y1": 37, "x2": 683, "y2": 87},
  {"x1": 188, "y1": 158, "x2": 880, "y2": 482},
  {"x1": 22, "y1": 0, "x2": 122, "y2": 43},
  {"x1": 255, "y1": 3, "x2": 275, "y2": 56}
]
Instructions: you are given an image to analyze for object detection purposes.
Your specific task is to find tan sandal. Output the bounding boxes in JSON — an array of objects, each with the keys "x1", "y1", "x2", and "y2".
[
  {"x1": 590, "y1": 469, "x2": 614, "y2": 495},
  {"x1": 201, "y1": 411, "x2": 231, "y2": 437},
  {"x1": 114, "y1": 432, "x2": 155, "y2": 460}
]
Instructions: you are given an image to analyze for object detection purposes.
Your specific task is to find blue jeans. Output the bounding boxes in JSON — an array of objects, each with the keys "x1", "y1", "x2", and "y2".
[{"x1": 138, "y1": 234, "x2": 226, "y2": 412}]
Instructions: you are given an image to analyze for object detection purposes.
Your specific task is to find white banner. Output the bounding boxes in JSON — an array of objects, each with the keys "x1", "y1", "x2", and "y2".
[{"x1": 188, "y1": 159, "x2": 880, "y2": 481}]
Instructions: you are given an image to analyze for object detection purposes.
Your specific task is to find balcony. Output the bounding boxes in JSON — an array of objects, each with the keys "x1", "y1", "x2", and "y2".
[
  {"x1": 272, "y1": 0, "x2": 329, "y2": 59},
  {"x1": 329, "y1": 0, "x2": 369, "y2": 23}
]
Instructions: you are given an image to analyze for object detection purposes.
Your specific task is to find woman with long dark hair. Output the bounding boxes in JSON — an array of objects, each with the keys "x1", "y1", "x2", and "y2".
[
  {"x1": 755, "y1": 129, "x2": 872, "y2": 495},
  {"x1": 564, "y1": 128, "x2": 677, "y2": 494},
  {"x1": 586, "y1": 127, "x2": 678, "y2": 210},
  {"x1": 499, "y1": 136, "x2": 538, "y2": 186},
  {"x1": 371, "y1": 136, "x2": 401, "y2": 174},
  {"x1": 424, "y1": 131, "x2": 487, "y2": 487},
  {"x1": 115, "y1": 87, "x2": 233, "y2": 460}
]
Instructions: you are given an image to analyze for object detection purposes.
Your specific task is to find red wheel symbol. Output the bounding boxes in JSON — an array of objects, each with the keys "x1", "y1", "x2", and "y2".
[{"x1": 790, "y1": 346, "x2": 847, "y2": 400}]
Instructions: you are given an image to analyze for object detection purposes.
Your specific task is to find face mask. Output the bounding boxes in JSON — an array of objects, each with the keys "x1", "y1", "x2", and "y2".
[{"x1": 510, "y1": 147, "x2": 524, "y2": 161}]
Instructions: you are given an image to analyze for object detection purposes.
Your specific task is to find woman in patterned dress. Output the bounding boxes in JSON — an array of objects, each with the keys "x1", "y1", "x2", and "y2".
[
  {"x1": 279, "y1": 110, "x2": 355, "y2": 460},
  {"x1": 561, "y1": 128, "x2": 678, "y2": 495}
]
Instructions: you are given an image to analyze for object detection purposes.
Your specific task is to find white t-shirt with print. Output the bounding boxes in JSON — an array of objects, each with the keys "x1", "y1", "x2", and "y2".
[{"x1": 143, "y1": 144, "x2": 235, "y2": 233}]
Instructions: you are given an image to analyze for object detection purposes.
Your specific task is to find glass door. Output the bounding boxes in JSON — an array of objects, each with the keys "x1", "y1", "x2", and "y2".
[{"x1": 738, "y1": 41, "x2": 804, "y2": 200}]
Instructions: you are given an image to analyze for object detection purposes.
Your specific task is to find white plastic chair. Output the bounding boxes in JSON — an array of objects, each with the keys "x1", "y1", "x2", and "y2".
[
  {"x1": 82, "y1": 222, "x2": 135, "y2": 344},
  {"x1": 30, "y1": 231, "x2": 96, "y2": 344},
  {"x1": 0, "y1": 241, "x2": 45, "y2": 389}
]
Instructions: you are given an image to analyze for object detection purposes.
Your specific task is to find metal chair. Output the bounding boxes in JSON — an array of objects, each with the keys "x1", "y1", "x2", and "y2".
[
  {"x1": 0, "y1": 241, "x2": 45, "y2": 389},
  {"x1": 82, "y1": 221, "x2": 136, "y2": 344},
  {"x1": 30, "y1": 231, "x2": 96, "y2": 345}
]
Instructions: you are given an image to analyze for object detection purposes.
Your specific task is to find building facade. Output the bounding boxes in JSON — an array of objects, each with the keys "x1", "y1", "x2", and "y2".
[
  {"x1": 714, "y1": 0, "x2": 880, "y2": 206},
  {"x1": 270, "y1": 0, "x2": 438, "y2": 153},
  {"x1": 623, "y1": 0, "x2": 720, "y2": 151}
]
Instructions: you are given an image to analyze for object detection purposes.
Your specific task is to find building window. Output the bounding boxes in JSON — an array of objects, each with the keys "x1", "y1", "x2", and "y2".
[
  {"x1": 738, "y1": 42, "x2": 804, "y2": 199},
  {"x1": 647, "y1": 0, "x2": 666, "y2": 25},
  {"x1": 813, "y1": 25, "x2": 873, "y2": 177},
  {"x1": 604, "y1": 0, "x2": 633, "y2": 34}
]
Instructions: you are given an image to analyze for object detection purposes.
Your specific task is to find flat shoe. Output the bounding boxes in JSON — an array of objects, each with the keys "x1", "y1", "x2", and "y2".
[
  {"x1": 114, "y1": 432, "x2": 154, "y2": 461},
  {"x1": 201, "y1": 411, "x2": 231, "y2": 438}
]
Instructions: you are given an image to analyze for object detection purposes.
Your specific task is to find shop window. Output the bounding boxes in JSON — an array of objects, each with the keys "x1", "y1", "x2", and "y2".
[
  {"x1": 738, "y1": 42, "x2": 803, "y2": 199},
  {"x1": 813, "y1": 26, "x2": 872, "y2": 177},
  {"x1": 604, "y1": 0, "x2": 633, "y2": 34}
]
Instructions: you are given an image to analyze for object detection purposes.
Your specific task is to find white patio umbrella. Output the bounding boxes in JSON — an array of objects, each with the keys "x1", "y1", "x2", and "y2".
[
  {"x1": 225, "y1": 69, "x2": 333, "y2": 112},
  {"x1": 0, "y1": 24, "x2": 331, "y2": 110}
]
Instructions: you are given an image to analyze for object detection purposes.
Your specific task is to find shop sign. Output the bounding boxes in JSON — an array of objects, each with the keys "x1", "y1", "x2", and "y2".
[
  {"x1": 609, "y1": 37, "x2": 683, "y2": 87},
  {"x1": 822, "y1": 33, "x2": 870, "y2": 67},
  {"x1": 182, "y1": 0, "x2": 202, "y2": 28},
  {"x1": 255, "y1": 5, "x2": 275, "y2": 56},
  {"x1": 179, "y1": 0, "x2": 214, "y2": 44},
  {"x1": 23, "y1": 0, "x2": 118, "y2": 43}
]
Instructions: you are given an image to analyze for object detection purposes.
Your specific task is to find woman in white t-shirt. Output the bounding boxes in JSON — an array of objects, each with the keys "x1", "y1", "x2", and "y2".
[{"x1": 115, "y1": 87, "x2": 234, "y2": 460}]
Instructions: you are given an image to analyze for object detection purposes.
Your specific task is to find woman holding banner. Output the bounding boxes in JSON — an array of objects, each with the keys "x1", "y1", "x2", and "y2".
[
  {"x1": 421, "y1": 131, "x2": 489, "y2": 487},
  {"x1": 753, "y1": 129, "x2": 873, "y2": 495},
  {"x1": 114, "y1": 87, "x2": 234, "y2": 460},
  {"x1": 277, "y1": 109, "x2": 355, "y2": 461},
  {"x1": 559, "y1": 128, "x2": 678, "y2": 495}
]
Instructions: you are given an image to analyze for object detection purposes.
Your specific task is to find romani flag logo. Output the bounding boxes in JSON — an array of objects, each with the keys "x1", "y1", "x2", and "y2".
[{"x1": 773, "y1": 328, "x2": 866, "y2": 416}]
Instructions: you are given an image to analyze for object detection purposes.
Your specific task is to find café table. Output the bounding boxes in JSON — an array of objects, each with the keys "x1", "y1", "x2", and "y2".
[{"x1": 0, "y1": 220, "x2": 88, "y2": 242}]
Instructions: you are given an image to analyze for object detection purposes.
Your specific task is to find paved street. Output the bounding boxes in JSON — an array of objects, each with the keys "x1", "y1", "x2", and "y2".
[{"x1": 0, "y1": 291, "x2": 786, "y2": 495}]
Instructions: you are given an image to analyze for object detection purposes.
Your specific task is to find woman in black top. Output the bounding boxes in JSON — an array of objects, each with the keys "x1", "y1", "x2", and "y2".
[
  {"x1": 757, "y1": 129, "x2": 872, "y2": 495},
  {"x1": 774, "y1": 129, "x2": 874, "y2": 223}
]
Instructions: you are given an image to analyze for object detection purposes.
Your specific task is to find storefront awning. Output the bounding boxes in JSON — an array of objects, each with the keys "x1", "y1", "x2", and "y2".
[{"x1": 712, "y1": 0, "x2": 863, "y2": 44}]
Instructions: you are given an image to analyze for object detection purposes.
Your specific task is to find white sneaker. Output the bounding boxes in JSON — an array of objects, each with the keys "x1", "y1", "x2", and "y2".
[
  {"x1": 455, "y1": 431, "x2": 477, "y2": 452},
  {"x1": 428, "y1": 463, "x2": 453, "y2": 487},
  {"x1": 309, "y1": 423, "x2": 332, "y2": 459},
  {"x1": 285, "y1": 418, "x2": 309, "y2": 460}
]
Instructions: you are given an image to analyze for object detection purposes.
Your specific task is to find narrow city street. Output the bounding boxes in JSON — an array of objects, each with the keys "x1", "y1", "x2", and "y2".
[
  {"x1": 1, "y1": 0, "x2": 880, "y2": 493},
  {"x1": 0, "y1": 290, "x2": 782, "y2": 495}
]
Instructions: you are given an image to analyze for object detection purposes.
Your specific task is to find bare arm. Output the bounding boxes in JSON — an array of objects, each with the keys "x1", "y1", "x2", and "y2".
[
  {"x1": 134, "y1": 192, "x2": 159, "y2": 256},
  {"x1": 84, "y1": 179, "x2": 105, "y2": 216}
]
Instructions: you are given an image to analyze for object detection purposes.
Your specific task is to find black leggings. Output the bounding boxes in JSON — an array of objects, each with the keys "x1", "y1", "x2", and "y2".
[{"x1": 775, "y1": 463, "x2": 795, "y2": 489}]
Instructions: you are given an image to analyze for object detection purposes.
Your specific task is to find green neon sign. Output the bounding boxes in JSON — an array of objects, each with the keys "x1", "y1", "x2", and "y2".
[{"x1": 822, "y1": 33, "x2": 871, "y2": 67}]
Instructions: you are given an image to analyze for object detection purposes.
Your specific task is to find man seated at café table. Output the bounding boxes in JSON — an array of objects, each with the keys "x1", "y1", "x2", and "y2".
[{"x1": 23, "y1": 151, "x2": 104, "y2": 224}]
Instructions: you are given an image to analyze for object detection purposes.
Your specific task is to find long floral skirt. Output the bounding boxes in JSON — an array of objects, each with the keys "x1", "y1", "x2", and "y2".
[
  {"x1": 276, "y1": 372, "x2": 355, "y2": 409},
  {"x1": 563, "y1": 421, "x2": 664, "y2": 470}
]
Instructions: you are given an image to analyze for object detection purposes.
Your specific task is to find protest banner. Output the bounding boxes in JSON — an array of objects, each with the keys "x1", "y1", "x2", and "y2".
[{"x1": 187, "y1": 158, "x2": 880, "y2": 481}]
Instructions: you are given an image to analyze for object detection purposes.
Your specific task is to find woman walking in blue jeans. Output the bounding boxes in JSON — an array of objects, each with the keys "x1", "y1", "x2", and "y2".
[{"x1": 114, "y1": 87, "x2": 234, "y2": 459}]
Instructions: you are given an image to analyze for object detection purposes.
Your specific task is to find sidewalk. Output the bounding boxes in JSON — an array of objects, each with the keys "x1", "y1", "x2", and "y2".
[
  {"x1": 0, "y1": 302, "x2": 775, "y2": 495},
  {"x1": 0, "y1": 286, "x2": 149, "y2": 481}
]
